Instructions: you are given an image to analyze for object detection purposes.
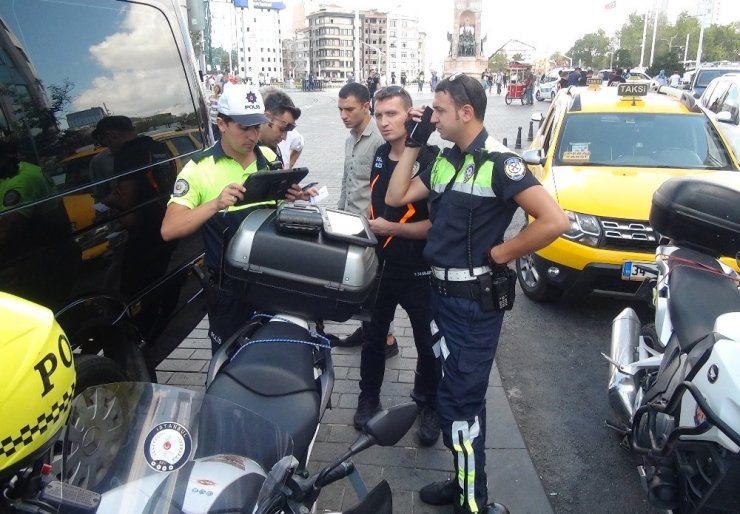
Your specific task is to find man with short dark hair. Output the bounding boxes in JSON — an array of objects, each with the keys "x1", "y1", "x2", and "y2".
[
  {"x1": 386, "y1": 73, "x2": 569, "y2": 514},
  {"x1": 334, "y1": 81, "x2": 391, "y2": 351},
  {"x1": 259, "y1": 87, "x2": 301, "y2": 164},
  {"x1": 353, "y1": 85, "x2": 441, "y2": 446}
]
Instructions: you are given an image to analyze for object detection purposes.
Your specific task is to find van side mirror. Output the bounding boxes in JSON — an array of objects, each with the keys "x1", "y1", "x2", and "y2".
[{"x1": 716, "y1": 111, "x2": 732, "y2": 123}]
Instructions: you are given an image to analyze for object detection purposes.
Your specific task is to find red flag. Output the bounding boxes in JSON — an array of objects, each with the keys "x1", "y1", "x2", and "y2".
[{"x1": 604, "y1": 1, "x2": 616, "y2": 8}]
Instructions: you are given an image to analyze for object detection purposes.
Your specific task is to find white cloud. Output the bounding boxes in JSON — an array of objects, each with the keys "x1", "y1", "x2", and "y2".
[{"x1": 72, "y1": 7, "x2": 194, "y2": 117}]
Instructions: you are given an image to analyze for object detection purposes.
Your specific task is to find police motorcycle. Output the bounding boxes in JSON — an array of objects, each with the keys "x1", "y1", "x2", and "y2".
[
  {"x1": 2, "y1": 195, "x2": 418, "y2": 513},
  {"x1": 604, "y1": 175, "x2": 740, "y2": 513}
]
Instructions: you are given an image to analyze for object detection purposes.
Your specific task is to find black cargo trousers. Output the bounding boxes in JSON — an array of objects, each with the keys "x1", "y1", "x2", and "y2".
[{"x1": 359, "y1": 264, "x2": 439, "y2": 406}]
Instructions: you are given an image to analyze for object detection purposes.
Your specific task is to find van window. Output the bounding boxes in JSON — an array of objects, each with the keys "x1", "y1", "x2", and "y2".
[{"x1": 0, "y1": 0, "x2": 203, "y2": 209}]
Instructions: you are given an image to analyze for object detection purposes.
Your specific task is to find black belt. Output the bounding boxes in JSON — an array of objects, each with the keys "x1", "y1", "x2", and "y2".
[{"x1": 431, "y1": 275, "x2": 481, "y2": 300}]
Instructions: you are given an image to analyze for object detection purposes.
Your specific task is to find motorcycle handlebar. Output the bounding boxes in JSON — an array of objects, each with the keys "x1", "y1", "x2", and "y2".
[{"x1": 315, "y1": 461, "x2": 355, "y2": 488}]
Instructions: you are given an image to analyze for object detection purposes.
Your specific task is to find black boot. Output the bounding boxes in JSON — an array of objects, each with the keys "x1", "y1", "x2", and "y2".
[
  {"x1": 454, "y1": 502, "x2": 510, "y2": 514},
  {"x1": 419, "y1": 478, "x2": 459, "y2": 506},
  {"x1": 353, "y1": 395, "x2": 381, "y2": 430},
  {"x1": 416, "y1": 405, "x2": 440, "y2": 446},
  {"x1": 333, "y1": 326, "x2": 364, "y2": 347}
]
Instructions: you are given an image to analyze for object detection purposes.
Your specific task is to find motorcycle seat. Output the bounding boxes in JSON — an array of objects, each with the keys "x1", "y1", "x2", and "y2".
[
  {"x1": 668, "y1": 248, "x2": 740, "y2": 351},
  {"x1": 206, "y1": 320, "x2": 321, "y2": 467}
]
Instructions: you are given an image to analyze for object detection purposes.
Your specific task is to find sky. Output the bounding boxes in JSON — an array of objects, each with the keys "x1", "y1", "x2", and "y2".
[{"x1": 282, "y1": 0, "x2": 740, "y2": 69}]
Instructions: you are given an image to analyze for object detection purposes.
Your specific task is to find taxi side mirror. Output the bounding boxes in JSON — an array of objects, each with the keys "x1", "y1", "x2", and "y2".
[{"x1": 521, "y1": 148, "x2": 545, "y2": 166}]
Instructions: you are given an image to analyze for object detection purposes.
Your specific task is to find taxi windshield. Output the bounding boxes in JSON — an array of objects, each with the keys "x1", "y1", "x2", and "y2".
[{"x1": 554, "y1": 113, "x2": 734, "y2": 169}]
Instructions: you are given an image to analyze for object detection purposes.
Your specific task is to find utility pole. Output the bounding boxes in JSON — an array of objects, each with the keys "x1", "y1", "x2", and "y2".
[
  {"x1": 649, "y1": 0, "x2": 658, "y2": 67},
  {"x1": 639, "y1": 8, "x2": 649, "y2": 68},
  {"x1": 683, "y1": 33, "x2": 690, "y2": 65}
]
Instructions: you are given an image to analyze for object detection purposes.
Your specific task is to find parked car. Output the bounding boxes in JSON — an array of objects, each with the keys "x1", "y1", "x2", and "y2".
[
  {"x1": 0, "y1": 0, "x2": 211, "y2": 389},
  {"x1": 699, "y1": 73, "x2": 740, "y2": 158},
  {"x1": 688, "y1": 64, "x2": 740, "y2": 98},
  {"x1": 517, "y1": 82, "x2": 739, "y2": 301},
  {"x1": 536, "y1": 75, "x2": 559, "y2": 102},
  {"x1": 597, "y1": 69, "x2": 658, "y2": 88}
]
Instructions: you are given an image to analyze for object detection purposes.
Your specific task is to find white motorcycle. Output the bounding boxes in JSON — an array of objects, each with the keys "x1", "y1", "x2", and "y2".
[
  {"x1": 22, "y1": 203, "x2": 412, "y2": 513},
  {"x1": 605, "y1": 175, "x2": 740, "y2": 513}
]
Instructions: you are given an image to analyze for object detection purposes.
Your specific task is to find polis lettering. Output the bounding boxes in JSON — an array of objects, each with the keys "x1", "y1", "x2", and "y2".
[{"x1": 34, "y1": 334, "x2": 74, "y2": 397}]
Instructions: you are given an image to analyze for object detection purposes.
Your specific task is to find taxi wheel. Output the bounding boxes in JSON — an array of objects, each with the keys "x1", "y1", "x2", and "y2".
[
  {"x1": 505, "y1": 94, "x2": 512, "y2": 105},
  {"x1": 515, "y1": 252, "x2": 563, "y2": 302}
]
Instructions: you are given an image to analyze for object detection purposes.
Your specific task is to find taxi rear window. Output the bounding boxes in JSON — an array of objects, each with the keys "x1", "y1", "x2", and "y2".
[{"x1": 554, "y1": 113, "x2": 734, "y2": 169}]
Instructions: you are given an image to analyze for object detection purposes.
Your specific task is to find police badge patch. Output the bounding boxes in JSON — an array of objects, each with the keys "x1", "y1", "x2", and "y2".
[
  {"x1": 462, "y1": 163, "x2": 475, "y2": 183},
  {"x1": 504, "y1": 157, "x2": 526, "y2": 181},
  {"x1": 2, "y1": 189, "x2": 21, "y2": 207},
  {"x1": 374, "y1": 156, "x2": 383, "y2": 168},
  {"x1": 412, "y1": 161, "x2": 421, "y2": 176},
  {"x1": 173, "y1": 178, "x2": 189, "y2": 197}
]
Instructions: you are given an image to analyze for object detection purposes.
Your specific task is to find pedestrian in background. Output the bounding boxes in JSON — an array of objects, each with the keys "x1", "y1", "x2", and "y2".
[{"x1": 209, "y1": 84, "x2": 222, "y2": 141}]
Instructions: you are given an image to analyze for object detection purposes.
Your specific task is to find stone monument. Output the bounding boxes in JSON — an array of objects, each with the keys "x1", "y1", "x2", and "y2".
[{"x1": 443, "y1": 0, "x2": 489, "y2": 77}]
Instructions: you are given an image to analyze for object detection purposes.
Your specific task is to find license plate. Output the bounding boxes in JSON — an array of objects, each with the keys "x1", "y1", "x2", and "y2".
[{"x1": 621, "y1": 261, "x2": 658, "y2": 281}]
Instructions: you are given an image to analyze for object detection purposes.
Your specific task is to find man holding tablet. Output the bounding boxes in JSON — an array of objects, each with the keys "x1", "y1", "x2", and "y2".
[{"x1": 161, "y1": 84, "x2": 310, "y2": 355}]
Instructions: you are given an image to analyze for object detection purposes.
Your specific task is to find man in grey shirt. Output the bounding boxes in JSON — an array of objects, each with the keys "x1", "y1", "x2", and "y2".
[
  {"x1": 335, "y1": 82, "x2": 396, "y2": 352},
  {"x1": 337, "y1": 82, "x2": 383, "y2": 214}
]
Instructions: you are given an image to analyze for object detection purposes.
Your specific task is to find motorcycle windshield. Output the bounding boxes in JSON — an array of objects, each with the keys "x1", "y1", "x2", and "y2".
[{"x1": 57, "y1": 382, "x2": 294, "y2": 514}]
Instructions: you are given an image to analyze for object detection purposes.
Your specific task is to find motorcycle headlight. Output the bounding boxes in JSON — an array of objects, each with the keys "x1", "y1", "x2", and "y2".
[{"x1": 563, "y1": 210, "x2": 601, "y2": 247}]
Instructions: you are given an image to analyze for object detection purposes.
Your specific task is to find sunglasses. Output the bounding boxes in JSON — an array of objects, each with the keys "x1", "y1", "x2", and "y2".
[
  {"x1": 269, "y1": 116, "x2": 296, "y2": 133},
  {"x1": 447, "y1": 72, "x2": 475, "y2": 106}
]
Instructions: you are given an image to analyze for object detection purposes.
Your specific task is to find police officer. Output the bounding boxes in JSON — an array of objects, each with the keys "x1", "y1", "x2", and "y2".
[
  {"x1": 386, "y1": 73, "x2": 569, "y2": 514},
  {"x1": 353, "y1": 86, "x2": 441, "y2": 446},
  {"x1": 161, "y1": 85, "x2": 309, "y2": 355}
]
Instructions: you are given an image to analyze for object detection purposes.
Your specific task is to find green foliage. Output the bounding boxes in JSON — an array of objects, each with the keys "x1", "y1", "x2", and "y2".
[
  {"x1": 558, "y1": 12, "x2": 739, "y2": 76},
  {"x1": 549, "y1": 52, "x2": 570, "y2": 67},
  {"x1": 567, "y1": 29, "x2": 610, "y2": 69},
  {"x1": 488, "y1": 52, "x2": 508, "y2": 72}
]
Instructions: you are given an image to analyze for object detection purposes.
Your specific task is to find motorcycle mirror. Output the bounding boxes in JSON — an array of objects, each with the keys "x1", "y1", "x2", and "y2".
[{"x1": 364, "y1": 402, "x2": 418, "y2": 446}]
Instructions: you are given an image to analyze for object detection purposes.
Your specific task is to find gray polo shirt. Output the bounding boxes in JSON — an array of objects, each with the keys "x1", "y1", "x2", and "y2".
[{"x1": 338, "y1": 118, "x2": 383, "y2": 215}]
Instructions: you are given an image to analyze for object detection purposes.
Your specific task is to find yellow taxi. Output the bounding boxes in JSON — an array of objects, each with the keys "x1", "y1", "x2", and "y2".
[{"x1": 517, "y1": 81, "x2": 740, "y2": 301}]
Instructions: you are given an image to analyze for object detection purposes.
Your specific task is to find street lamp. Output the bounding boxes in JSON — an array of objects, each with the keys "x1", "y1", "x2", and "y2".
[
  {"x1": 606, "y1": 51, "x2": 614, "y2": 70},
  {"x1": 360, "y1": 41, "x2": 388, "y2": 82},
  {"x1": 563, "y1": 54, "x2": 573, "y2": 67}
]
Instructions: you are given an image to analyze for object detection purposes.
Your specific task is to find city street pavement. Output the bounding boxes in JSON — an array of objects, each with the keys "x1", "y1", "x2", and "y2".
[{"x1": 156, "y1": 86, "x2": 553, "y2": 513}]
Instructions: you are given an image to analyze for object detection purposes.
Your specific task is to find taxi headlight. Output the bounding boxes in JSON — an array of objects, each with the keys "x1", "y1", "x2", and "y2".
[{"x1": 563, "y1": 210, "x2": 601, "y2": 247}]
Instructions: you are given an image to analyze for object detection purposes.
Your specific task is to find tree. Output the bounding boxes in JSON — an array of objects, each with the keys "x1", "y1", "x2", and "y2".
[
  {"x1": 488, "y1": 52, "x2": 508, "y2": 73},
  {"x1": 568, "y1": 29, "x2": 610, "y2": 69},
  {"x1": 549, "y1": 52, "x2": 569, "y2": 67}
]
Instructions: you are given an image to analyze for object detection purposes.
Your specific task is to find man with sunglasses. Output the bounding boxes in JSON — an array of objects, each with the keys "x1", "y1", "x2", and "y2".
[
  {"x1": 386, "y1": 73, "x2": 569, "y2": 514},
  {"x1": 259, "y1": 87, "x2": 301, "y2": 165},
  {"x1": 353, "y1": 85, "x2": 441, "y2": 446},
  {"x1": 161, "y1": 85, "x2": 309, "y2": 356}
]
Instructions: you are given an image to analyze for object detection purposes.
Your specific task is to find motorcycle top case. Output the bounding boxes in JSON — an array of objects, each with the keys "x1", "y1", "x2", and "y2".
[
  {"x1": 650, "y1": 175, "x2": 740, "y2": 257},
  {"x1": 224, "y1": 209, "x2": 378, "y2": 322}
]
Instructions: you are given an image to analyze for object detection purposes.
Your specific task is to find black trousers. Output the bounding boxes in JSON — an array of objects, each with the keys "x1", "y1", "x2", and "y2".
[
  {"x1": 359, "y1": 267, "x2": 438, "y2": 406},
  {"x1": 206, "y1": 271, "x2": 253, "y2": 355}
]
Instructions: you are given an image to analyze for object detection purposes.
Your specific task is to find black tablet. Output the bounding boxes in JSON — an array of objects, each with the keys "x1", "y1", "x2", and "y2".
[
  {"x1": 236, "y1": 167, "x2": 309, "y2": 206},
  {"x1": 321, "y1": 208, "x2": 377, "y2": 247}
]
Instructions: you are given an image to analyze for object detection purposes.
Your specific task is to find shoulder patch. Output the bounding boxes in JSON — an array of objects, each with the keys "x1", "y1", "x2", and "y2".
[
  {"x1": 412, "y1": 161, "x2": 421, "y2": 176},
  {"x1": 503, "y1": 157, "x2": 526, "y2": 181},
  {"x1": 3, "y1": 189, "x2": 21, "y2": 207},
  {"x1": 173, "y1": 178, "x2": 189, "y2": 197},
  {"x1": 462, "y1": 162, "x2": 476, "y2": 183},
  {"x1": 374, "y1": 156, "x2": 384, "y2": 169}
]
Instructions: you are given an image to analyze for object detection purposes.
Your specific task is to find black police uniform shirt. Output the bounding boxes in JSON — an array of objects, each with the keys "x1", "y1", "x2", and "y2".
[
  {"x1": 370, "y1": 142, "x2": 438, "y2": 274},
  {"x1": 419, "y1": 128, "x2": 540, "y2": 269}
]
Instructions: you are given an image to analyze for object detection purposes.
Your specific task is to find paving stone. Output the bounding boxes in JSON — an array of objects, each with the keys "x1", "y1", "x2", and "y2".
[
  {"x1": 167, "y1": 348, "x2": 195, "y2": 359},
  {"x1": 191, "y1": 349, "x2": 212, "y2": 360},
  {"x1": 166, "y1": 372, "x2": 207, "y2": 386},
  {"x1": 156, "y1": 359, "x2": 206, "y2": 372}
]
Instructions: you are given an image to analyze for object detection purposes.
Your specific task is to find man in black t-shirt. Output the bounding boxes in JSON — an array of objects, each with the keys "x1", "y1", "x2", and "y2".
[{"x1": 352, "y1": 85, "x2": 442, "y2": 447}]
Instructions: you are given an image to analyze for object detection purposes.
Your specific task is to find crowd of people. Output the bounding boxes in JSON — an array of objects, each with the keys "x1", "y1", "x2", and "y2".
[{"x1": 163, "y1": 72, "x2": 569, "y2": 514}]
